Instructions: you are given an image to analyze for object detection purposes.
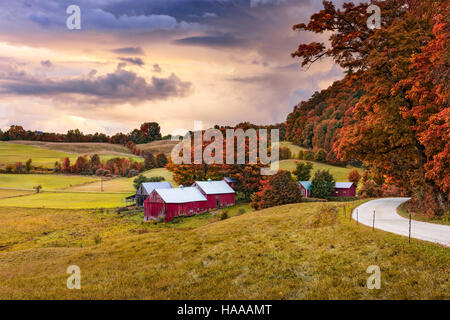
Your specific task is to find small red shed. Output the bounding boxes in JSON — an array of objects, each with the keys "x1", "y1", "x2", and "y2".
[
  {"x1": 222, "y1": 177, "x2": 237, "y2": 189},
  {"x1": 333, "y1": 182, "x2": 356, "y2": 197},
  {"x1": 193, "y1": 180, "x2": 236, "y2": 210},
  {"x1": 144, "y1": 187, "x2": 207, "y2": 222},
  {"x1": 298, "y1": 181, "x2": 312, "y2": 198}
]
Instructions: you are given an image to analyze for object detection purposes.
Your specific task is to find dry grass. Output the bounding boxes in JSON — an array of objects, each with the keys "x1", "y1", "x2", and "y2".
[
  {"x1": 7, "y1": 141, "x2": 133, "y2": 156},
  {"x1": 0, "y1": 201, "x2": 448, "y2": 299},
  {"x1": 136, "y1": 140, "x2": 179, "y2": 156}
]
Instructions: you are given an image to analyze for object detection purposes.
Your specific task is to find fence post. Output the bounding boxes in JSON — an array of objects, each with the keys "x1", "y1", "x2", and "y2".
[
  {"x1": 372, "y1": 210, "x2": 375, "y2": 231},
  {"x1": 409, "y1": 213, "x2": 412, "y2": 245}
]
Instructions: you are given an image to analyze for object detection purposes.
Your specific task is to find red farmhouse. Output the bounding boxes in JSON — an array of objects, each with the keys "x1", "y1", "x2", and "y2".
[
  {"x1": 193, "y1": 180, "x2": 235, "y2": 210},
  {"x1": 144, "y1": 187, "x2": 208, "y2": 222}
]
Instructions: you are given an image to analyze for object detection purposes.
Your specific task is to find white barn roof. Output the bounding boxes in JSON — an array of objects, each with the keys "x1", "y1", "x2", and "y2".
[
  {"x1": 194, "y1": 180, "x2": 235, "y2": 195},
  {"x1": 334, "y1": 182, "x2": 354, "y2": 189},
  {"x1": 140, "y1": 182, "x2": 172, "y2": 195},
  {"x1": 155, "y1": 187, "x2": 207, "y2": 203}
]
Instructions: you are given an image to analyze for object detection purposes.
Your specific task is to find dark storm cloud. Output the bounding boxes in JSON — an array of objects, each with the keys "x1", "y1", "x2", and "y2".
[
  {"x1": 173, "y1": 34, "x2": 246, "y2": 48},
  {"x1": 111, "y1": 47, "x2": 145, "y2": 55},
  {"x1": 0, "y1": 67, "x2": 192, "y2": 104},
  {"x1": 118, "y1": 57, "x2": 145, "y2": 66}
]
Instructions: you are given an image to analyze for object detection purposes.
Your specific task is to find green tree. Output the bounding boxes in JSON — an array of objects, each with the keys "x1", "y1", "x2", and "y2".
[
  {"x1": 293, "y1": 162, "x2": 313, "y2": 181},
  {"x1": 133, "y1": 174, "x2": 165, "y2": 191},
  {"x1": 311, "y1": 170, "x2": 335, "y2": 199}
]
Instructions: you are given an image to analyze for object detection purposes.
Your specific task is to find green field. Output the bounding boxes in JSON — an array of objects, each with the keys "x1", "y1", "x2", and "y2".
[
  {"x1": 0, "y1": 201, "x2": 448, "y2": 299},
  {"x1": 0, "y1": 189, "x2": 34, "y2": 199},
  {"x1": 69, "y1": 168, "x2": 176, "y2": 193},
  {"x1": 0, "y1": 192, "x2": 129, "y2": 209},
  {"x1": 0, "y1": 174, "x2": 99, "y2": 190},
  {"x1": 0, "y1": 142, "x2": 143, "y2": 169},
  {"x1": 277, "y1": 159, "x2": 361, "y2": 181},
  {"x1": 279, "y1": 141, "x2": 307, "y2": 157}
]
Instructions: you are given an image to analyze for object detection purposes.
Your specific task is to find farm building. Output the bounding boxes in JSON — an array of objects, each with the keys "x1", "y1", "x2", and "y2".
[
  {"x1": 299, "y1": 181, "x2": 356, "y2": 198},
  {"x1": 222, "y1": 177, "x2": 237, "y2": 189},
  {"x1": 299, "y1": 181, "x2": 312, "y2": 198},
  {"x1": 333, "y1": 182, "x2": 356, "y2": 197},
  {"x1": 136, "y1": 181, "x2": 173, "y2": 206},
  {"x1": 193, "y1": 180, "x2": 236, "y2": 210},
  {"x1": 144, "y1": 180, "x2": 236, "y2": 222},
  {"x1": 144, "y1": 187, "x2": 208, "y2": 222}
]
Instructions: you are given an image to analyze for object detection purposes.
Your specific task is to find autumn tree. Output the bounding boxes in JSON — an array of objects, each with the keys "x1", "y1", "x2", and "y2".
[
  {"x1": 144, "y1": 153, "x2": 156, "y2": 170},
  {"x1": 311, "y1": 170, "x2": 335, "y2": 199},
  {"x1": 251, "y1": 171, "x2": 303, "y2": 210},
  {"x1": 291, "y1": 0, "x2": 448, "y2": 215},
  {"x1": 293, "y1": 161, "x2": 313, "y2": 181},
  {"x1": 25, "y1": 159, "x2": 32, "y2": 172},
  {"x1": 348, "y1": 169, "x2": 361, "y2": 185},
  {"x1": 155, "y1": 153, "x2": 168, "y2": 168}
]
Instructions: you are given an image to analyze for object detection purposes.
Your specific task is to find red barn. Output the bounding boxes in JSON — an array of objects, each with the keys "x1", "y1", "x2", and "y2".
[
  {"x1": 222, "y1": 177, "x2": 237, "y2": 189},
  {"x1": 144, "y1": 187, "x2": 207, "y2": 222},
  {"x1": 333, "y1": 182, "x2": 356, "y2": 197},
  {"x1": 193, "y1": 180, "x2": 235, "y2": 210}
]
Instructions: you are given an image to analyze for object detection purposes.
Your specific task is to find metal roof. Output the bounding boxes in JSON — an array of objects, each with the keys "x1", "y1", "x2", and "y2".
[
  {"x1": 334, "y1": 182, "x2": 354, "y2": 189},
  {"x1": 194, "y1": 180, "x2": 235, "y2": 194},
  {"x1": 140, "y1": 182, "x2": 172, "y2": 195},
  {"x1": 223, "y1": 177, "x2": 237, "y2": 183},
  {"x1": 155, "y1": 187, "x2": 207, "y2": 203},
  {"x1": 299, "y1": 181, "x2": 312, "y2": 190},
  {"x1": 299, "y1": 181, "x2": 354, "y2": 190}
]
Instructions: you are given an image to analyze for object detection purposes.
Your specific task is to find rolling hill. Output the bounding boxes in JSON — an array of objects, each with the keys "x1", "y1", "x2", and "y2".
[{"x1": 0, "y1": 201, "x2": 447, "y2": 299}]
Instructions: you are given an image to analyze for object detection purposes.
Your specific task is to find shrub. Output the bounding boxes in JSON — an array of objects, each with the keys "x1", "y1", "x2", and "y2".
[
  {"x1": 237, "y1": 208, "x2": 246, "y2": 215},
  {"x1": 314, "y1": 149, "x2": 327, "y2": 162},
  {"x1": 94, "y1": 234, "x2": 102, "y2": 244},
  {"x1": 34, "y1": 185, "x2": 42, "y2": 193},
  {"x1": 279, "y1": 147, "x2": 292, "y2": 160},
  {"x1": 155, "y1": 153, "x2": 168, "y2": 168},
  {"x1": 311, "y1": 170, "x2": 335, "y2": 199},
  {"x1": 220, "y1": 210, "x2": 229, "y2": 220},
  {"x1": 251, "y1": 170, "x2": 303, "y2": 210}
]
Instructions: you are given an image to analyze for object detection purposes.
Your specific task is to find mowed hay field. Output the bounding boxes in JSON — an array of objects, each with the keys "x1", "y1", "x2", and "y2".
[
  {"x1": 0, "y1": 192, "x2": 129, "y2": 209},
  {"x1": 0, "y1": 189, "x2": 34, "y2": 199},
  {"x1": 278, "y1": 159, "x2": 361, "y2": 181},
  {"x1": 0, "y1": 142, "x2": 143, "y2": 169},
  {"x1": 136, "y1": 140, "x2": 179, "y2": 156},
  {"x1": 0, "y1": 201, "x2": 448, "y2": 299},
  {"x1": 0, "y1": 174, "x2": 99, "y2": 190},
  {"x1": 68, "y1": 168, "x2": 177, "y2": 193}
]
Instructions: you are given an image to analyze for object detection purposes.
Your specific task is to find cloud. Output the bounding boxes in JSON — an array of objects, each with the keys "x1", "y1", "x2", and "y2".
[
  {"x1": 153, "y1": 64, "x2": 162, "y2": 73},
  {"x1": 111, "y1": 47, "x2": 145, "y2": 55},
  {"x1": 118, "y1": 57, "x2": 145, "y2": 66},
  {"x1": 174, "y1": 34, "x2": 246, "y2": 48},
  {"x1": 0, "y1": 67, "x2": 192, "y2": 105},
  {"x1": 40, "y1": 60, "x2": 53, "y2": 68}
]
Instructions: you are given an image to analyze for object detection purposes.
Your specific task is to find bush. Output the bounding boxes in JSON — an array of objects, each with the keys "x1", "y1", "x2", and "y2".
[
  {"x1": 220, "y1": 210, "x2": 229, "y2": 220},
  {"x1": 94, "y1": 234, "x2": 102, "y2": 244},
  {"x1": 237, "y1": 208, "x2": 246, "y2": 215},
  {"x1": 293, "y1": 161, "x2": 313, "y2": 181},
  {"x1": 279, "y1": 147, "x2": 292, "y2": 160}
]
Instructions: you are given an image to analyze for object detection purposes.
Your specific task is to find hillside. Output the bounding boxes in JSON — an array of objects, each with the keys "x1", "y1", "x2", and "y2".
[
  {"x1": 277, "y1": 159, "x2": 360, "y2": 182},
  {"x1": 0, "y1": 201, "x2": 448, "y2": 299},
  {"x1": 136, "y1": 140, "x2": 179, "y2": 156},
  {"x1": 0, "y1": 142, "x2": 143, "y2": 169}
]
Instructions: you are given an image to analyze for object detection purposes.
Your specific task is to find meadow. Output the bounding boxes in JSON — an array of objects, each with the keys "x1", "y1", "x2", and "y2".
[
  {"x1": 277, "y1": 159, "x2": 360, "y2": 181},
  {"x1": 0, "y1": 200, "x2": 448, "y2": 299},
  {"x1": 0, "y1": 142, "x2": 143, "y2": 169},
  {"x1": 0, "y1": 174, "x2": 99, "y2": 190}
]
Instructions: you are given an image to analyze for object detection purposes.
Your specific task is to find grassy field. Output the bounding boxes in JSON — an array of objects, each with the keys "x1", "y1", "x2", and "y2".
[
  {"x1": 277, "y1": 159, "x2": 361, "y2": 181},
  {"x1": 136, "y1": 140, "x2": 179, "y2": 156},
  {"x1": 0, "y1": 174, "x2": 99, "y2": 190},
  {"x1": 69, "y1": 168, "x2": 176, "y2": 193},
  {"x1": 0, "y1": 142, "x2": 143, "y2": 169},
  {"x1": 0, "y1": 189, "x2": 34, "y2": 199},
  {"x1": 280, "y1": 141, "x2": 307, "y2": 157},
  {"x1": 0, "y1": 192, "x2": 129, "y2": 209},
  {"x1": 7, "y1": 141, "x2": 133, "y2": 156},
  {"x1": 0, "y1": 200, "x2": 448, "y2": 299}
]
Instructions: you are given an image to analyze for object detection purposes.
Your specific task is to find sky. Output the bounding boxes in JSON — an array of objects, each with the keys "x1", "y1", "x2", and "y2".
[{"x1": 0, "y1": 0, "x2": 346, "y2": 136}]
